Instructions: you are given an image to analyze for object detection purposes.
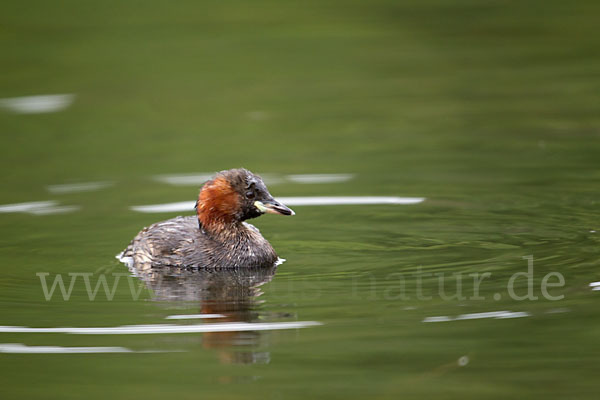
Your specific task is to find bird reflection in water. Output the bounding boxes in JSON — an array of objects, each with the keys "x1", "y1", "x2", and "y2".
[{"x1": 132, "y1": 263, "x2": 279, "y2": 364}]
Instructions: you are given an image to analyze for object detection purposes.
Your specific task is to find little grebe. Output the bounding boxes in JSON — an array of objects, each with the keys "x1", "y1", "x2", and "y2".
[{"x1": 120, "y1": 168, "x2": 294, "y2": 270}]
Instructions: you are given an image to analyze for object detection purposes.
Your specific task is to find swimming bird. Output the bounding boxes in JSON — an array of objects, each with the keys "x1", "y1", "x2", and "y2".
[{"x1": 119, "y1": 168, "x2": 294, "y2": 270}]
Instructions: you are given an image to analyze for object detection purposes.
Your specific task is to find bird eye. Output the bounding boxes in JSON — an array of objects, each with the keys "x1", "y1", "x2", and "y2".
[{"x1": 246, "y1": 191, "x2": 255, "y2": 199}]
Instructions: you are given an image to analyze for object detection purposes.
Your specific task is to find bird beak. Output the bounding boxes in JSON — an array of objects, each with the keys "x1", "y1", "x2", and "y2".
[{"x1": 254, "y1": 199, "x2": 295, "y2": 216}]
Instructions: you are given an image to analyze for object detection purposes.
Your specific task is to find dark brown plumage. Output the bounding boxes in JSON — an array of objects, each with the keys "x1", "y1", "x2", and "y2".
[{"x1": 119, "y1": 168, "x2": 294, "y2": 270}]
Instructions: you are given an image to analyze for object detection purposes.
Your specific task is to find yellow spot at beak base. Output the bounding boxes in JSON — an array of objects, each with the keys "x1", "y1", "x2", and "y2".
[{"x1": 254, "y1": 201, "x2": 268, "y2": 213}]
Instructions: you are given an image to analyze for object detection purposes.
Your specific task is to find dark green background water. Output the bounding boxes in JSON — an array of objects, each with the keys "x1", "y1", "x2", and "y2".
[{"x1": 1, "y1": 1, "x2": 599, "y2": 398}]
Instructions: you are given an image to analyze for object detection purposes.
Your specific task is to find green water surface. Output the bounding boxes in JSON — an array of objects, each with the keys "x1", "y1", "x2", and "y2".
[{"x1": 1, "y1": 1, "x2": 599, "y2": 399}]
